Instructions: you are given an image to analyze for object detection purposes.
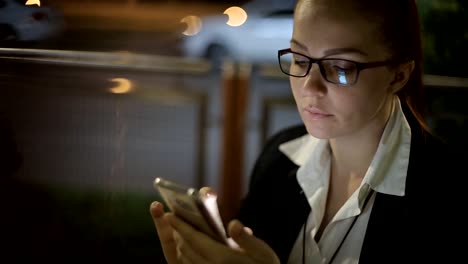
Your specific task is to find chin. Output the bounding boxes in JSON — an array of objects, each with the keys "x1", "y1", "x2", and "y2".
[{"x1": 304, "y1": 123, "x2": 334, "y2": 139}]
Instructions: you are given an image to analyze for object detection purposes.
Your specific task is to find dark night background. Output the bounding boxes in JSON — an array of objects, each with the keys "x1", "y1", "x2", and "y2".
[{"x1": 1, "y1": 0, "x2": 467, "y2": 262}]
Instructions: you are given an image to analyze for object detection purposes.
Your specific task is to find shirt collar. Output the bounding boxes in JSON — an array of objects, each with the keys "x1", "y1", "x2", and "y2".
[{"x1": 279, "y1": 97, "x2": 412, "y2": 197}]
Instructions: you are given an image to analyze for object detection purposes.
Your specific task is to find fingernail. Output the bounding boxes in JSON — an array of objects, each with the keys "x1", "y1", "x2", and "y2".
[
  {"x1": 151, "y1": 201, "x2": 161, "y2": 210},
  {"x1": 231, "y1": 220, "x2": 245, "y2": 237},
  {"x1": 243, "y1": 226, "x2": 253, "y2": 235}
]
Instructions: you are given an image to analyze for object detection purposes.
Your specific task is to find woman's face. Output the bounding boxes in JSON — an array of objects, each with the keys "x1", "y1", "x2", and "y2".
[{"x1": 291, "y1": 0, "x2": 398, "y2": 139}]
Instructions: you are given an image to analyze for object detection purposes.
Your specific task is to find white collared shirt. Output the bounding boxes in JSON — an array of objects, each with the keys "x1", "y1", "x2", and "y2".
[{"x1": 281, "y1": 98, "x2": 412, "y2": 264}]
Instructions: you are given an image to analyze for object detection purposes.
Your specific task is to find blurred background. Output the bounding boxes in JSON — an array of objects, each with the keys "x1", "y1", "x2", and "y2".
[{"x1": 0, "y1": 0, "x2": 467, "y2": 261}]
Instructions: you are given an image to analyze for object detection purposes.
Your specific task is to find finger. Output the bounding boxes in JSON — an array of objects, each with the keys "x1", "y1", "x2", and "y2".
[
  {"x1": 150, "y1": 202, "x2": 174, "y2": 243},
  {"x1": 199, "y1": 187, "x2": 215, "y2": 196},
  {"x1": 150, "y1": 201, "x2": 178, "y2": 264},
  {"x1": 225, "y1": 227, "x2": 253, "y2": 250},
  {"x1": 167, "y1": 213, "x2": 227, "y2": 261},
  {"x1": 174, "y1": 231, "x2": 210, "y2": 264},
  {"x1": 178, "y1": 253, "x2": 193, "y2": 264},
  {"x1": 228, "y1": 220, "x2": 279, "y2": 263},
  {"x1": 244, "y1": 226, "x2": 253, "y2": 236},
  {"x1": 174, "y1": 232, "x2": 193, "y2": 264}
]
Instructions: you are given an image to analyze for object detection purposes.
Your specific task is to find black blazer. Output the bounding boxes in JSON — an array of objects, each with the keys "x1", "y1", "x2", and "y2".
[{"x1": 238, "y1": 113, "x2": 466, "y2": 263}]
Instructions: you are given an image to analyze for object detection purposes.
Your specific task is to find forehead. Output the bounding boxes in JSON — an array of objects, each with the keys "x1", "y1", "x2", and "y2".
[
  {"x1": 295, "y1": 0, "x2": 370, "y2": 21},
  {"x1": 293, "y1": 0, "x2": 387, "y2": 58}
]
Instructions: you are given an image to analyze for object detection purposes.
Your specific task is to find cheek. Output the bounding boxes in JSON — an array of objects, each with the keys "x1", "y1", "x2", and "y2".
[
  {"x1": 330, "y1": 92, "x2": 364, "y2": 120},
  {"x1": 360, "y1": 71, "x2": 394, "y2": 108},
  {"x1": 290, "y1": 78, "x2": 302, "y2": 104},
  {"x1": 335, "y1": 75, "x2": 392, "y2": 123}
]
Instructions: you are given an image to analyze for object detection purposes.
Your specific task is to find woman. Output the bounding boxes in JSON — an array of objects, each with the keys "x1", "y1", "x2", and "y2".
[{"x1": 150, "y1": 0, "x2": 464, "y2": 263}]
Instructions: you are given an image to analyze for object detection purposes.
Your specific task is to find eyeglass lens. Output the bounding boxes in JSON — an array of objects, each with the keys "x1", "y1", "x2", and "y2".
[{"x1": 279, "y1": 52, "x2": 358, "y2": 85}]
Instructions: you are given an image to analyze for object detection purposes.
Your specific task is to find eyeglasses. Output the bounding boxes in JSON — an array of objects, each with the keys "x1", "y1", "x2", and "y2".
[{"x1": 278, "y1": 48, "x2": 398, "y2": 86}]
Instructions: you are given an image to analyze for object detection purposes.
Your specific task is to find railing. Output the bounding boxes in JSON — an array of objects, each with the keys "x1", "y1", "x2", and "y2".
[{"x1": 0, "y1": 48, "x2": 211, "y2": 73}]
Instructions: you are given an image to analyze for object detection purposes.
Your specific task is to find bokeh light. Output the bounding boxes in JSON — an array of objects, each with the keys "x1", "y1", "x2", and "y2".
[
  {"x1": 181, "y1": 15, "x2": 203, "y2": 36},
  {"x1": 223, "y1": 6, "x2": 248, "y2": 27}
]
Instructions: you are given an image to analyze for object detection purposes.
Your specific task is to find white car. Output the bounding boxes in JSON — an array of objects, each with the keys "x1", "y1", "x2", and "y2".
[
  {"x1": 0, "y1": 0, "x2": 64, "y2": 42},
  {"x1": 181, "y1": 0, "x2": 295, "y2": 67}
]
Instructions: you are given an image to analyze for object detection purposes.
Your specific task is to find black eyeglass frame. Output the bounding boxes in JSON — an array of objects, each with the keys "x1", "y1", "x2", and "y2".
[{"x1": 278, "y1": 48, "x2": 402, "y2": 86}]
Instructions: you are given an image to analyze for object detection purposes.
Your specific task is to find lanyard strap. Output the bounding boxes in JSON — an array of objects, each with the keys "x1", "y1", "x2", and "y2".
[{"x1": 302, "y1": 189, "x2": 376, "y2": 264}]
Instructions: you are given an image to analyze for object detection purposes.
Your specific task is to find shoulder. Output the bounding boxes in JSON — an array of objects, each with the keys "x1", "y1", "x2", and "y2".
[
  {"x1": 402, "y1": 105, "x2": 460, "y2": 167},
  {"x1": 238, "y1": 125, "x2": 310, "y2": 262},
  {"x1": 404, "y1": 124, "x2": 467, "y2": 260},
  {"x1": 409, "y1": 125, "x2": 461, "y2": 168},
  {"x1": 260, "y1": 124, "x2": 308, "y2": 156},
  {"x1": 406, "y1": 120, "x2": 466, "y2": 212},
  {"x1": 248, "y1": 124, "x2": 307, "y2": 187}
]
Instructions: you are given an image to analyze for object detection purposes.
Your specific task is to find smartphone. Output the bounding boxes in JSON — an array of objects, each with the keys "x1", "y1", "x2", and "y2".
[{"x1": 153, "y1": 177, "x2": 228, "y2": 244}]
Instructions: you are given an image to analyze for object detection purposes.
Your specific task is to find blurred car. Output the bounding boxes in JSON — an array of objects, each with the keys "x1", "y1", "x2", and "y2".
[
  {"x1": 0, "y1": 0, "x2": 64, "y2": 42},
  {"x1": 180, "y1": 0, "x2": 295, "y2": 67}
]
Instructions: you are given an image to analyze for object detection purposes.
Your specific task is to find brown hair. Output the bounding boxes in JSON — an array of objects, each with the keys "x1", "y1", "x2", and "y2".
[{"x1": 363, "y1": 0, "x2": 428, "y2": 131}]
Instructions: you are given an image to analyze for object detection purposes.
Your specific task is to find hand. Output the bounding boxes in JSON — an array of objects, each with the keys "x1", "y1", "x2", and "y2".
[
  {"x1": 150, "y1": 201, "x2": 178, "y2": 264},
  {"x1": 150, "y1": 202, "x2": 280, "y2": 264}
]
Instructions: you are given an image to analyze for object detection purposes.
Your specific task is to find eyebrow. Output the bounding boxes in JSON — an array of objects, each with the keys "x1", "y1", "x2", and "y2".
[{"x1": 290, "y1": 39, "x2": 369, "y2": 57}]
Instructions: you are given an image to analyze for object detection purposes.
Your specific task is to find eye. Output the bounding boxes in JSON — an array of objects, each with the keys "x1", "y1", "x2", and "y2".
[
  {"x1": 326, "y1": 60, "x2": 356, "y2": 73},
  {"x1": 332, "y1": 61, "x2": 354, "y2": 69},
  {"x1": 293, "y1": 56, "x2": 309, "y2": 68},
  {"x1": 332, "y1": 66, "x2": 353, "y2": 73}
]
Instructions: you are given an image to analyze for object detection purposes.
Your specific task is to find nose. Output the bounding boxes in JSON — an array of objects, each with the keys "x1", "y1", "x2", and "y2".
[{"x1": 298, "y1": 64, "x2": 326, "y2": 97}]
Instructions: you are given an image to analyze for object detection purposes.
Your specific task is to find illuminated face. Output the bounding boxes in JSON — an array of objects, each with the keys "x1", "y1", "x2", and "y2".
[{"x1": 291, "y1": 0, "x2": 398, "y2": 140}]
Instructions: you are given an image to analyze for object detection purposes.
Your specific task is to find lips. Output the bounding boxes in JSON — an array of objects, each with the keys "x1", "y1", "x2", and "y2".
[
  {"x1": 303, "y1": 106, "x2": 333, "y2": 120},
  {"x1": 305, "y1": 106, "x2": 331, "y2": 115}
]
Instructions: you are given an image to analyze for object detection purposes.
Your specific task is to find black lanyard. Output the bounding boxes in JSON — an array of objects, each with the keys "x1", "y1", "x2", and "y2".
[{"x1": 302, "y1": 189, "x2": 375, "y2": 264}]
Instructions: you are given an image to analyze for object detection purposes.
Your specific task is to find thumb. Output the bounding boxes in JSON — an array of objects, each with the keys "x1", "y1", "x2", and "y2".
[{"x1": 228, "y1": 220, "x2": 279, "y2": 263}]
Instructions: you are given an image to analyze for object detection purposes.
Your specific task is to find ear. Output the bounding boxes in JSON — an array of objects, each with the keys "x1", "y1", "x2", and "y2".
[{"x1": 388, "y1": 60, "x2": 415, "y2": 94}]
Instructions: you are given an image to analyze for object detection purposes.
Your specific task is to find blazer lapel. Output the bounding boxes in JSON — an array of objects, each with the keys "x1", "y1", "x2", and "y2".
[{"x1": 359, "y1": 192, "x2": 409, "y2": 263}]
